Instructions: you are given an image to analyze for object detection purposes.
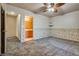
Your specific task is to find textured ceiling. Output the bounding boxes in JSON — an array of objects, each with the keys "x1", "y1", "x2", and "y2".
[{"x1": 7, "y1": 3, "x2": 79, "y2": 17}]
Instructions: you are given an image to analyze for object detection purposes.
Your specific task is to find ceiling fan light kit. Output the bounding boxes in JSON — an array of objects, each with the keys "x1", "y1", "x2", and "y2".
[{"x1": 47, "y1": 8, "x2": 54, "y2": 12}]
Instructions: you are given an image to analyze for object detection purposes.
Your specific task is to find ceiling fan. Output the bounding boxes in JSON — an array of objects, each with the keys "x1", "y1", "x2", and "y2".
[{"x1": 34, "y1": 3, "x2": 65, "y2": 13}]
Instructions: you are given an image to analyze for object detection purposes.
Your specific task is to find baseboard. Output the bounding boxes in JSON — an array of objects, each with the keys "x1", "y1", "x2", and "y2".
[
  {"x1": 51, "y1": 36, "x2": 79, "y2": 43},
  {"x1": 7, "y1": 36, "x2": 20, "y2": 42},
  {"x1": 7, "y1": 36, "x2": 17, "y2": 39},
  {"x1": 22, "y1": 36, "x2": 52, "y2": 43},
  {"x1": 35, "y1": 36, "x2": 52, "y2": 40}
]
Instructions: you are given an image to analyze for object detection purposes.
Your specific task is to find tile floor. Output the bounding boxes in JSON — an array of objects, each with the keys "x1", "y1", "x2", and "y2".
[{"x1": 1, "y1": 37, "x2": 79, "y2": 56}]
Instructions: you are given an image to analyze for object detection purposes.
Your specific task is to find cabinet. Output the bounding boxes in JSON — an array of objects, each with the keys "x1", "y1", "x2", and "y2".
[{"x1": 24, "y1": 16, "x2": 33, "y2": 38}]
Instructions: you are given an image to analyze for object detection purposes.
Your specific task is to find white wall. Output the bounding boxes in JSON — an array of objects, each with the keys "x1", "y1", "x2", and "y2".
[
  {"x1": 50, "y1": 11, "x2": 79, "y2": 29},
  {"x1": 50, "y1": 10, "x2": 79, "y2": 41},
  {"x1": 33, "y1": 14, "x2": 50, "y2": 39},
  {"x1": 3, "y1": 4, "x2": 50, "y2": 42}
]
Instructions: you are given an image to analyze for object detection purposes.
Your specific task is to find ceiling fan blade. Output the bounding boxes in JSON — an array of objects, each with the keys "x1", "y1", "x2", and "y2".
[
  {"x1": 53, "y1": 3, "x2": 65, "y2": 12},
  {"x1": 55, "y1": 3, "x2": 65, "y2": 7},
  {"x1": 33, "y1": 6, "x2": 47, "y2": 13},
  {"x1": 39, "y1": 6, "x2": 47, "y2": 12}
]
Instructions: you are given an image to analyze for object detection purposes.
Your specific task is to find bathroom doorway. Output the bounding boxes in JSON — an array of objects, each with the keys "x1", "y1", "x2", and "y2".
[{"x1": 24, "y1": 16, "x2": 33, "y2": 41}]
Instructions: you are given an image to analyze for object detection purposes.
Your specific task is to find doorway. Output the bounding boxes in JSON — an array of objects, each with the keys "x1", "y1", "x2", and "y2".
[
  {"x1": 5, "y1": 13, "x2": 18, "y2": 40},
  {"x1": 5, "y1": 12, "x2": 20, "y2": 54},
  {"x1": 24, "y1": 16, "x2": 33, "y2": 41}
]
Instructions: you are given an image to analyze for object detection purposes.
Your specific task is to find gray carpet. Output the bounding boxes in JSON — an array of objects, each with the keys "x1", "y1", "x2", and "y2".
[{"x1": 2, "y1": 37, "x2": 79, "y2": 56}]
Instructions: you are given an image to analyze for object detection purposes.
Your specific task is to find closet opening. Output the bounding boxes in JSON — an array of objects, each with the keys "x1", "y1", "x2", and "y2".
[{"x1": 24, "y1": 16, "x2": 33, "y2": 41}]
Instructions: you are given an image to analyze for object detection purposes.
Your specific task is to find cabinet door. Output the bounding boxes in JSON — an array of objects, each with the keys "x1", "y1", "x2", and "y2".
[
  {"x1": 25, "y1": 31, "x2": 33, "y2": 38},
  {"x1": 24, "y1": 20, "x2": 33, "y2": 29},
  {"x1": 24, "y1": 16, "x2": 33, "y2": 29}
]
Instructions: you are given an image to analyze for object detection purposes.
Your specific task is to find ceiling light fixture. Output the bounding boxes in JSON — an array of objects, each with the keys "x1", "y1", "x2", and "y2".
[
  {"x1": 10, "y1": 12, "x2": 16, "y2": 15},
  {"x1": 7, "y1": 11, "x2": 17, "y2": 16},
  {"x1": 48, "y1": 8, "x2": 54, "y2": 12}
]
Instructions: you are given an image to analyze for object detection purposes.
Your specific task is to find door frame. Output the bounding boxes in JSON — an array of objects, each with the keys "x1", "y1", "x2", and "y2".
[{"x1": 1, "y1": 5, "x2": 5, "y2": 54}]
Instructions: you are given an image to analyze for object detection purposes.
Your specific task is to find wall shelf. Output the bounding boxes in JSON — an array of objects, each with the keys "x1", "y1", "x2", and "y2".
[{"x1": 24, "y1": 29, "x2": 33, "y2": 31}]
